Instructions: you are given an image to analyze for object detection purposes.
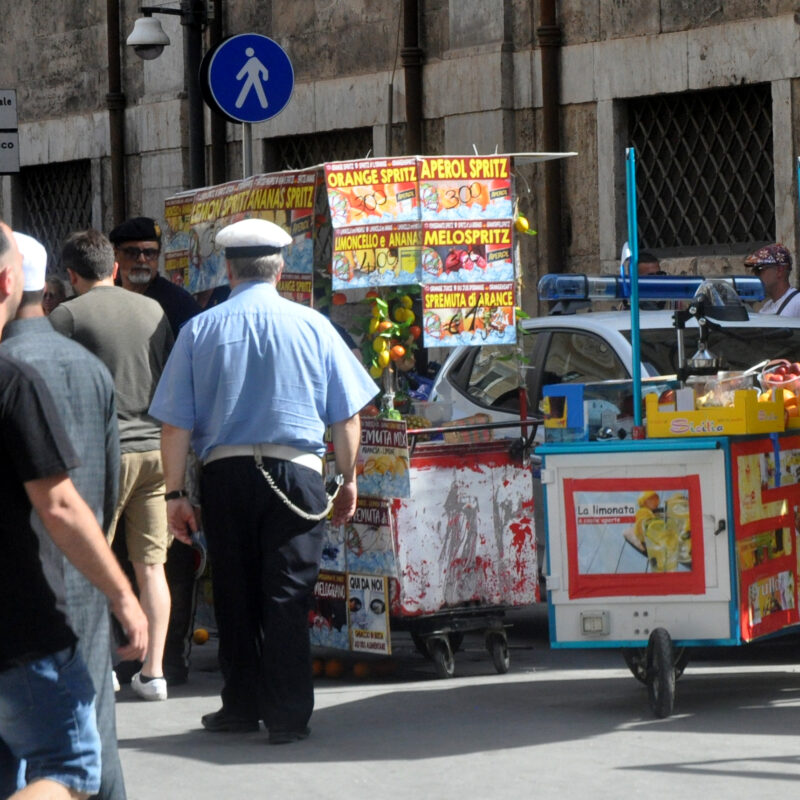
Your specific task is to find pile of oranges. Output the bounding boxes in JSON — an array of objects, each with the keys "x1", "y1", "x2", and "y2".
[{"x1": 312, "y1": 657, "x2": 397, "y2": 680}]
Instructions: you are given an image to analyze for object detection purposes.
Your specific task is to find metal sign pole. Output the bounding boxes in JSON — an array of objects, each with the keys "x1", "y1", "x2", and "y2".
[
  {"x1": 242, "y1": 123, "x2": 253, "y2": 178},
  {"x1": 625, "y1": 147, "x2": 643, "y2": 429}
]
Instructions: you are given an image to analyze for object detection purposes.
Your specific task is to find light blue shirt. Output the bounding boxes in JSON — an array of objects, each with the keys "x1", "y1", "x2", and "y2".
[{"x1": 149, "y1": 281, "x2": 378, "y2": 460}]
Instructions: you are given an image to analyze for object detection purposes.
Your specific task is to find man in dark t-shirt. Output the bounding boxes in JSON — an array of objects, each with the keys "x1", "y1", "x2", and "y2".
[{"x1": 0, "y1": 221, "x2": 147, "y2": 797}]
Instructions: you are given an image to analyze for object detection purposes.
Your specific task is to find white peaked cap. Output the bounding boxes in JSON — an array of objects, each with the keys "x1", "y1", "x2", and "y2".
[
  {"x1": 216, "y1": 218, "x2": 292, "y2": 257},
  {"x1": 14, "y1": 231, "x2": 47, "y2": 291}
]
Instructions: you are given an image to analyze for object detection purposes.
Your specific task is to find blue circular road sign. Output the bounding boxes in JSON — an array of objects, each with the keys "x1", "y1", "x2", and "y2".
[{"x1": 204, "y1": 33, "x2": 294, "y2": 124}]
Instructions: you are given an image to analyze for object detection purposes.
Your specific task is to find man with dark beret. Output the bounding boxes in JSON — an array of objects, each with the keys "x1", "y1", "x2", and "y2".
[
  {"x1": 110, "y1": 217, "x2": 202, "y2": 688},
  {"x1": 110, "y1": 217, "x2": 201, "y2": 338}
]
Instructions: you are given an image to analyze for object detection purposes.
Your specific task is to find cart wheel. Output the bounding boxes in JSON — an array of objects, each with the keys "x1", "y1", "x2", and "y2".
[
  {"x1": 486, "y1": 632, "x2": 510, "y2": 674},
  {"x1": 411, "y1": 633, "x2": 432, "y2": 660},
  {"x1": 646, "y1": 628, "x2": 675, "y2": 719},
  {"x1": 429, "y1": 637, "x2": 455, "y2": 679},
  {"x1": 449, "y1": 632, "x2": 464, "y2": 653},
  {"x1": 621, "y1": 648, "x2": 648, "y2": 684},
  {"x1": 674, "y1": 647, "x2": 690, "y2": 680}
]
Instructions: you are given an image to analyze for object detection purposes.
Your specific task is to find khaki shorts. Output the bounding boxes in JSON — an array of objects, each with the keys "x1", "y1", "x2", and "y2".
[{"x1": 108, "y1": 450, "x2": 171, "y2": 565}]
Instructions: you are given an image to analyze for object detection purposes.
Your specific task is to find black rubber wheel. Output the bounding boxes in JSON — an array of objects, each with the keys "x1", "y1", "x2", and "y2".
[
  {"x1": 448, "y1": 632, "x2": 464, "y2": 653},
  {"x1": 486, "y1": 632, "x2": 510, "y2": 674},
  {"x1": 430, "y1": 637, "x2": 455, "y2": 679},
  {"x1": 621, "y1": 648, "x2": 648, "y2": 684},
  {"x1": 411, "y1": 632, "x2": 431, "y2": 660},
  {"x1": 646, "y1": 628, "x2": 675, "y2": 718}
]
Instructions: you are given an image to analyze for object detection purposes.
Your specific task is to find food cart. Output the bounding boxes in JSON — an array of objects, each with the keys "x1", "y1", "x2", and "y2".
[
  {"x1": 538, "y1": 149, "x2": 800, "y2": 716},
  {"x1": 163, "y1": 153, "x2": 573, "y2": 677}
]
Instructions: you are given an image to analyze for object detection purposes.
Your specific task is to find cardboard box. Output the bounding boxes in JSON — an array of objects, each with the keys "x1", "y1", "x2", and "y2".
[{"x1": 645, "y1": 389, "x2": 784, "y2": 437}]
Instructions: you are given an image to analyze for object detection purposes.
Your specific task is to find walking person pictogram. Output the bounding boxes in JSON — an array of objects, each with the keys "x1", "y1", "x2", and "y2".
[{"x1": 235, "y1": 47, "x2": 268, "y2": 109}]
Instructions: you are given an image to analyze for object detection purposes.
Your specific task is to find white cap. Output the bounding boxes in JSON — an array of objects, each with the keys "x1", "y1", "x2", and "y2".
[
  {"x1": 14, "y1": 232, "x2": 47, "y2": 291},
  {"x1": 216, "y1": 218, "x2": 292, "y2": 257}
]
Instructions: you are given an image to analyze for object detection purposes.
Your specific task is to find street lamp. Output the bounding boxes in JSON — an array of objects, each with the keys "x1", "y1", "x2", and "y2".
[{"x1": 127, "y1": 2, "x2": 208, "y2": 188}]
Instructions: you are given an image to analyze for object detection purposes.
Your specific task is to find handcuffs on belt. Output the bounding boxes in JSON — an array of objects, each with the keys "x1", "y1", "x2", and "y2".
[{"x1": 254, "y1": 453, "x2": 344, "y2": 521}]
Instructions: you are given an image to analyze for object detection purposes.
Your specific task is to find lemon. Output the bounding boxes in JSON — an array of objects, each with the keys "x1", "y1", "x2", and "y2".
[
  {"x1": 369, "y1": 364, "x2": 383, "y2": 379},
  {"x1": 515, "y1": 215, "x2": 529, "y2": 233},
  {"x1": 399, "y1": 295, "x2": 413, "y2": 309},
  {"x1": 368, "y1": 318, "x2": 379, "y2": 334},
  {"x1": 372, "y1": 337, "x2": 388, "y2": 353},
  {"x1": 378, "y1": 350, "x2": 391, "y2": 368}
]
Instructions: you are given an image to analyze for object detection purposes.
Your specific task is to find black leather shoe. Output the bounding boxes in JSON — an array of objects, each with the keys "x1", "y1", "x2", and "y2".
[
  {"x1": 201, "y1": 709, "x2": 259, "y2": 733},
  {"x1": 268, "y1": 726, "x2": 310, "y2": 745}
]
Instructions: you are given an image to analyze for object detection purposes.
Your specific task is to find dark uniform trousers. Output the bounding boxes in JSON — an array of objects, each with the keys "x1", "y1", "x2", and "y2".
[{"x1": 200, "y1": 455, "x2": 326, "y2": 731}]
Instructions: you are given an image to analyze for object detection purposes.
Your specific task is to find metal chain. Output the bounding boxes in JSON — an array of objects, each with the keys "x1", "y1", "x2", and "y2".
[{"x1": 255, "y1": 455, "x2": 343, "y2": 521}]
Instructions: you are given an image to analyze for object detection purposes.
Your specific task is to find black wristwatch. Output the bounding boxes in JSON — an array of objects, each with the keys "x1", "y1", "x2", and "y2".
[{"x1": 164, "y1": 489, "x2": 188, "y2": 502}]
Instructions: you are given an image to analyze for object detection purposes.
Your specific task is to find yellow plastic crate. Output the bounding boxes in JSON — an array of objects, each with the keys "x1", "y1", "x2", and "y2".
[{"x1": 645, "y1": 389, "x2": 785, "y2": 438}]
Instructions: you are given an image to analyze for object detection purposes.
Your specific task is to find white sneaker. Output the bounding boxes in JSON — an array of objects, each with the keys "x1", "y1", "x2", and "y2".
[
  {"x1": 112, "y1": 670, "x2": 120, "y2": 693},
  {"x1": 131, "y1": 671, "x2": 168, "y2": 701}
]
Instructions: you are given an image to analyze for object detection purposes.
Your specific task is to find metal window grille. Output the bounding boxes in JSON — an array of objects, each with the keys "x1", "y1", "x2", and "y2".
[
  {"x1": 21, "y1": 160, "x2": 92, "y2": 272},
  {"x1": 265, "y1": 129, "x2": 374, "y2": 287},
  {"x1": 629, "y1": 84, "x2": 774, "y2": 254}
]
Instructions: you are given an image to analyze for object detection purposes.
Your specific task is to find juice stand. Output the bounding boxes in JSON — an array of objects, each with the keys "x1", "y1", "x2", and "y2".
[
  {"x1": 162, "y1": 152, "x2": 573, "y2": 677},
  {"x1": 538, "y1": 149, "x2": 800, "y2": 717}
]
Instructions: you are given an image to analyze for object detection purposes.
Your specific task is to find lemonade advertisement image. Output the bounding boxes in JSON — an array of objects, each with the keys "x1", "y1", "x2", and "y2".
[{"x1": 563, "y1": 476, "x2": 706, "y2": 598}]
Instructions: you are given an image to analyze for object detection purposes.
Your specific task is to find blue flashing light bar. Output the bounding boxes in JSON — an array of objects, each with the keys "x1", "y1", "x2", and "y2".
[{"x1": 537, "y1": 273, "x2": 765, "y2": 303}]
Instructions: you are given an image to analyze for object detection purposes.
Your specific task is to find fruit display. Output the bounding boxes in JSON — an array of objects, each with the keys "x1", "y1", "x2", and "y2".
[{"x1": 758, "y1": 360, "x2": 800, "y2": 420}]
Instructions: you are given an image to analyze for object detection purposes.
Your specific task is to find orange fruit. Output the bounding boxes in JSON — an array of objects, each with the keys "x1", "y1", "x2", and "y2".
[
  {"x1": 332, "y1": 292, "x2": 348, "y2": 305},
  {"x1": 390, "y1": 345, "x2": 406, "y2": 361},
  {"x1": 788, "y1": 405, "x2": 799, "y2": 418},
  {"x1": 352, "y1": 662, "x2": 371, "y2": 679},
  {"x1": 312, "y1": 658, "x2": 324, "y2": 677},
  {"x1": 408, "y1": 325, "x2": 422, "y2": 340},
  {"x1": 377, "y1": 320, "x2": 393, "y2": 333},
  {"x1": 324, "y1": 659, "x2": 345, "y2": 679},
  {"x1": 192, "y1": 627, "x2": 209, "y2": 645}
]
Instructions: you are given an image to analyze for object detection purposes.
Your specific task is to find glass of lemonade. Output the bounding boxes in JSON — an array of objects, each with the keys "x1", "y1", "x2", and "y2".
[
  {"x1": 666, "y1": 494, "x2": 691, "y2": 565},
  {"x1": 644, "y1": 518, "x2": 681, "y2": 572}
]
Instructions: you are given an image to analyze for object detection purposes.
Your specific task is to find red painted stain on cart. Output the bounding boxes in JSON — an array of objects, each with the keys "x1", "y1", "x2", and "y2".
[{"x1": 509, "y1": 518, "x2": 532, "y2": 553}]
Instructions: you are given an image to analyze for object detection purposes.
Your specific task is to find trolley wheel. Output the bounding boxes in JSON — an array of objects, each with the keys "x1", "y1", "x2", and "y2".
[
  {"x1": 646, "y1": 628, "x2": 675, "y2": 719},
  {"x1": 429, "y1": 637, "x2": 455, "y2": 679},
  {"x1": 623, "y1": 645, "x2": 689, "y2": 684},
  {"x1": 411, "y1": 633, "x2": 432, "y2": 660},
  {"x1": 621, "y1": 648, "x2": 648, "y2": 684},
  {"x1": 486, "y1": 632, "x2": 510, "y2": 674}
]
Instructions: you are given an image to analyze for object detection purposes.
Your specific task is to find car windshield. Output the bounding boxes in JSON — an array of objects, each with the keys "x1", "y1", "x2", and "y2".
[{"x1": 623, "y1": 326, "x2": 800, "y2": 375}]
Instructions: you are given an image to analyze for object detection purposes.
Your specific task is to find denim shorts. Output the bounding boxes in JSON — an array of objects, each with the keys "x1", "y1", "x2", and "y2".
[{"x1": 0, "y1": 644, "x2": 101, "y2": 795}]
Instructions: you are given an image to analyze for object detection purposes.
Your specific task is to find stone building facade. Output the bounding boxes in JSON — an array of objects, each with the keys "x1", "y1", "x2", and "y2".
[{"x1": 0, "y1": 1, "x2": 797, "y2": 312}]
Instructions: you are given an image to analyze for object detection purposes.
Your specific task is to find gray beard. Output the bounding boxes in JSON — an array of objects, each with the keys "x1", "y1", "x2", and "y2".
[{"x1": 127, "y1": 270, "x2": 152, "y2": 285}]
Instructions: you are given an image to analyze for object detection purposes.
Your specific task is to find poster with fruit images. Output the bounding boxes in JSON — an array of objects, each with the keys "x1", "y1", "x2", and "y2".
[
  {"x1": 417, "y1": 156, "x2": 513, "y2": 222},
  {"x1": 419, "y1": 219, "x2": 515, "y2": 285},
  {"x1": 331, "y1": 222, "x2": 421, "y2": 289},
  {"x1": 163, "y1": 190, "x2": 197, "y2": 285},
  {"x1": 562, "y1": 476, "x2": 706, "y2": 599},
  {"x1": 421, "y1": 282, "x2": 515, "y2": 348},
  {"x1": 309, "y1": 571, "x2": 349, "y2": 650},
  {"x1": 346, "y1": 572, "x2": 391, "y2": 655},
  {"x1": 356, "y1": 418, "x2": 410, "y2": 499},
  {"x1": 162, "y1": 169, "x2": 316, "y2": 301},
  {"x1": 342, "y1": 498, "x2": 397, "y2": 575}
]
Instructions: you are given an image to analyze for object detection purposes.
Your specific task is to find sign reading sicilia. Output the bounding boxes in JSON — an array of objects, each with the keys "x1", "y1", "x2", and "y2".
[{"x1": 0, "y1": 89, "x2": 19, "y2": 174}]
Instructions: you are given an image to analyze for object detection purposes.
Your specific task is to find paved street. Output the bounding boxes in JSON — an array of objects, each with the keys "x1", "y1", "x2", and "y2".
[{"x1": 116, "y1": 606, "x2": 800, "y2": 799}]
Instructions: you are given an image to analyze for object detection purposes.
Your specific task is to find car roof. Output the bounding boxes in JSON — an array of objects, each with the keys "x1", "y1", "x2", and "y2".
[{"x1": 521, "y1": 309, "x2": 800, "y2": 333}]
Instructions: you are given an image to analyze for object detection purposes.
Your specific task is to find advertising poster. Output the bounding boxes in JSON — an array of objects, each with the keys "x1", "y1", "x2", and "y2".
[
  {"x1": 309, "y1": 571, "x2": 349, "y2": 650},
  {"x1": 331, "y1": 222, "x2": 421, "y2": 289},
  {"x1": 743, "y1": 568, "x2": 798, "y2": 639},
  {"x1": 347, "y1": 573, "x2": 391, "y2": 655},
  {"x1": 422, "y1": 282, "x2": 515, "y2": 348},
  {"x1": 342, "y1": 498, "x2": 396, "y2": 575},
  {"x1": 163, "y1": 190, "x2": 197, "y2": 284},
  {"x1": 418, "y1": 156, "x2": 513, "y2": 222},
  {"x1": 186, "y1": 177, "x2": 255, "y2": 292},
  {"x1": 357, "y1": 418, "x2": 410, "y2": 499},
  {"x1": 324, "y1": 157, "x2": 419, "y2": 228},
  {"x1": 563, "y1": 476, "x2": 706, "y2": 598},
  {"x1": 419, "y1": 219, "x2": 514, "y2": 284}
]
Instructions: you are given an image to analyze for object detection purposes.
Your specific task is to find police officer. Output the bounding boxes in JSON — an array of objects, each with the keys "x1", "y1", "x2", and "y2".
[{"x1": 149, "y1": 218, "x2": 377, "y2": 744}]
